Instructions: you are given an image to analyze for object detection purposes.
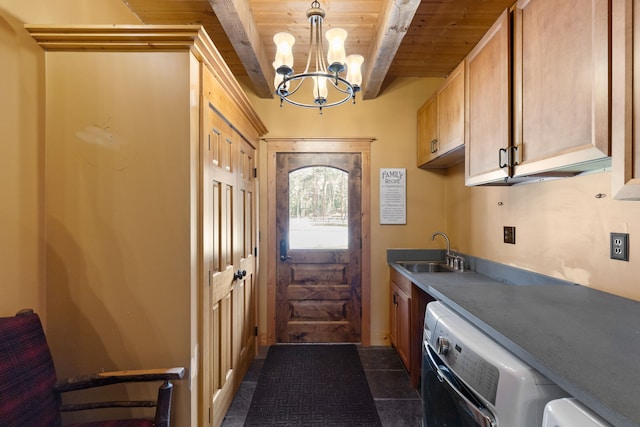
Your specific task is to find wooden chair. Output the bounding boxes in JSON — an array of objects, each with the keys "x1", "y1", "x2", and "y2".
[{"x1": 0, "y1": 309, "x2": 185, "y2": 427}]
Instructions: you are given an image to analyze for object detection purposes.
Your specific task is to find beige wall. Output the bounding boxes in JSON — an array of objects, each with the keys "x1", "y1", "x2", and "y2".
[
  {"x1": 446, "y1": 162, "x2": 640, "y2": 301},
  {"x1": 247, "y1": 78, "x2": 447, "y2": 345},
  {"x1": 0, "y1": 0, "x2": 139, "y2": 318}
]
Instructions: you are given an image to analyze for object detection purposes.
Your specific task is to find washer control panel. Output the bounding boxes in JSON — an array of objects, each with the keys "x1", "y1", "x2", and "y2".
[{"x1": 426, "y1": 302, "x2": 499, "y2": 405}]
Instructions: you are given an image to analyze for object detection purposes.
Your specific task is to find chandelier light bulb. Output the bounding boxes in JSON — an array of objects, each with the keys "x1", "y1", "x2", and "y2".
[
  {"x1": 345, "y1": 54, "x2": 364, "y2": 87},
  {"x1": 312, "y1": 75, "x2": 329, "y2": 103},
  {"x1": 273, "y1": 32, "x2": 295, "y2": 71},
  {"x1": 325, "y1": 28, "x2": 347, "y2": 68}
]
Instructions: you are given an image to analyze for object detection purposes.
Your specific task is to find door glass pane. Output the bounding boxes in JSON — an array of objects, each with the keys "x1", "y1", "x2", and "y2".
[{"x1": 289, "y1": 166, "x2": 348, "y2": 249}]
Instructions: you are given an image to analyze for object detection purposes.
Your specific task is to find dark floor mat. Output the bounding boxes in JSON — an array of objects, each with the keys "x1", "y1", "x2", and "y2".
[{"x1": 244, "y1": 344, "x2": 382, "y2": 426}]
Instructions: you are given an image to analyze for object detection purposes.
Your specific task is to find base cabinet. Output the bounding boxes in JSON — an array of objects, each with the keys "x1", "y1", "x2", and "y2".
[
  {"x1": 390, "y1": 277, "x2": 411, "y2": 369},
  {"x1": 390, "y1": 269, "x2": 435, "y2": 388}
]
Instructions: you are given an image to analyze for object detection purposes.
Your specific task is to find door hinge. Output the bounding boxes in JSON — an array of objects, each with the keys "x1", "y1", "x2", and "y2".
[
  {"x1": 253, "y1": 167, "x2": 257, "y2": 178},
  {"x1": 254, "y1": 246, "x2": 258, "y2": 257},
  {"x1": 208, "y1": 270, "x2": 211, "y2": 286},
  {"x1": 208, "y1": 134, "x2": 211, "y2": 151},
  {"x1": 209, "y1": 406, "x2": 211, "y2": 424},
  {"x1": 254, "y1": 326, "x2": 258, "y2": 336}
]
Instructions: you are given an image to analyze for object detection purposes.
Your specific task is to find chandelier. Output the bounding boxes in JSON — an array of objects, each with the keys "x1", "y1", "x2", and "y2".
[{"x1": 273, "y1": 1, "x2": 364, "y2": 113}]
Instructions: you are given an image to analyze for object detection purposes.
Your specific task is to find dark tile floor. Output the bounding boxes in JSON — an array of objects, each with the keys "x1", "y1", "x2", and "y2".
[{"x1": 221, "y1": 346, "x2": 422, "y2": 427}]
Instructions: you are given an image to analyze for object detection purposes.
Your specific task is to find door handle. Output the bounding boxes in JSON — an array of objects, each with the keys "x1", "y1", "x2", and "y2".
[
  {"x1": 233, "y1": 269, "x2": 247, "y2": 280},
  {"x1": 280, "y1": 238, "x2": 293, "y2": 262}
]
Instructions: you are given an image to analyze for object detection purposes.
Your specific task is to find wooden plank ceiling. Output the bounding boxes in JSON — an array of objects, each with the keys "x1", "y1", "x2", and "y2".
[{"x1": 122, "y1": 0, "x2": 514, "y2": 100}]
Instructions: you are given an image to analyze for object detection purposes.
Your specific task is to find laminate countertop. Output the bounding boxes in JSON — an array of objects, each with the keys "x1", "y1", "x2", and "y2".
[{"x1": 388, "y1": 252, "x2": 640, "y2": 427}]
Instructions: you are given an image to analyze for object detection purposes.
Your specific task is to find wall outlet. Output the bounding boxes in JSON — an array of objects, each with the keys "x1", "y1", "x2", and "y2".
[
  {"x1": 610, "y1": 232, "x2": 629, "y2": 261},
  {"x1": 504, "y1": 226, "x2": 516, "y2": 244}
]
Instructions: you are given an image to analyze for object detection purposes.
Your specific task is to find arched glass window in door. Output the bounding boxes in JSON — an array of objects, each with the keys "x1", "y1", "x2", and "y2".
[{"x1": 288, "y1": 166, "x2": 348, "y2": 249}]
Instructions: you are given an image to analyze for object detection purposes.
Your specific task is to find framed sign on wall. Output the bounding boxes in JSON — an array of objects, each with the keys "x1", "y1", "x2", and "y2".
[{"x1": 380, "y1": 168, "x2": 406, "y2": 224}]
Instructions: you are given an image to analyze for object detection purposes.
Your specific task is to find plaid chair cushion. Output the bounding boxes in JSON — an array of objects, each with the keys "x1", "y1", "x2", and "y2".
[
  {"x1": 68, "y1": 421, "x2": 154, "y2": 427},
  {"x1": 0, "y1": 312, "x2": 61, "y2": 427}
]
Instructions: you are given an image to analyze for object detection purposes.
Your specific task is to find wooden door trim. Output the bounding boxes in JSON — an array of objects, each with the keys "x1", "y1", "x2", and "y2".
[{"x1": 265, "y1": 138, "x2": 374, "y2": 346}]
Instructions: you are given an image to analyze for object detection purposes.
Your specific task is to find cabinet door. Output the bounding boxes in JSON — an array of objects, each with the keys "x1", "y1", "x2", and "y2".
[
  {"x1": 417, "y1": 95, "x2": 438, "y2": 167},
  {"x1": 391, "y1": 282, "x2": 411, "y2": 370},
  {"x1": 612, "y1": 0, "x2": 640, "y2": 199},
  {"x1": 513, "y1": 0, "x2": 610, "y2": 177},
  {"x1": 465, "y1": 9, "x2": 511, "y2": 185},
  {"x1": 435, "y1": 61, "x2": 465, "y2": 164},
  {"x1": 419, "y1": 61, "x2": 466, "y2": 169},
  {"x1": 395, "y1": 285, "x2": 411, "y2": 370}
]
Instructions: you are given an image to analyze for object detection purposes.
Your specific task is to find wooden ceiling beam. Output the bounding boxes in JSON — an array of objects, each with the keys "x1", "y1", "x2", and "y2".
[
  {"x1": 362, "y1": 0, "x2": 421, "y2": 100},
  {"x1": 207, "y1": 0, "x2": 274, "y2": 98}
]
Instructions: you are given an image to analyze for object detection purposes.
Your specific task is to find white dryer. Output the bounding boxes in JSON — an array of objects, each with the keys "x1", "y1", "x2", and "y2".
[
  {"x1": 422, "y1": 301, "x2": 568, "y2": 426},
  {"x1": 542, "y1": 398, "x2": 611, "y2": 427}
]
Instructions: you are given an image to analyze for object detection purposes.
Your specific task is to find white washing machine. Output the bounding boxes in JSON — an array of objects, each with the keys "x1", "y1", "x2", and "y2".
[
  {"x1": 542, "y1": 398, "x2": 611, "y2": 427},
  {"x1": 422, "y1": 301, "x2": 568, "y2": 427}
]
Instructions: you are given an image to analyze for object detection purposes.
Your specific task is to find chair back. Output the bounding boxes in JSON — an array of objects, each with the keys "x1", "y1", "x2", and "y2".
[{"x1": 0, "y1": 311, "x2": 61, "y2": 426}]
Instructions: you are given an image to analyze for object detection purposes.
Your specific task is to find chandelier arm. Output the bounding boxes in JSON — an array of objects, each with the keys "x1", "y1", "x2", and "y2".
[
  {"x1": 302, "y1": 25, "x2": 313, "y2": 74},
  {"x1": 315, "y1": 17, "x2": 328, "y2": 73},
  {"x1": 326, "y1": 79, "x2": 355, "y2": 95},
  {"x1": 280, "y1": 77, "x2": 305, "y2": 96}
]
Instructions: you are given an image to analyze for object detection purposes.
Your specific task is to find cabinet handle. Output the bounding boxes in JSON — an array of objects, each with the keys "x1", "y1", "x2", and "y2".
[
  {"x1": 430, "y1": 139, "x2": 438, "y2": 154},
  {"x1": 510, "y1": 145, "x2": 520, "y2": 166},
  {"x1": 498, "y1": 148, "x2": 508, "y2": 169},
  {"x1": 393, "y1": 292, "x2": 397, "y2": 305},
  {"x1": 498, "y1": 146, "x2": 521, "y2": 169}
]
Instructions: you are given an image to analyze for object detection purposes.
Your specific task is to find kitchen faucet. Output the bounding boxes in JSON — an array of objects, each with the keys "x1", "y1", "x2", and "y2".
[{"x1": 431, "y1": 231, "x2": 465, "y2": 271}]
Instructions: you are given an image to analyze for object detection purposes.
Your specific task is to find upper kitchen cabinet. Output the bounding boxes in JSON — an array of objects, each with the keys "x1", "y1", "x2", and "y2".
[
  {"x1": 611, "y1": 0, "x2": 640, "y2": 200},
  {"x1": 512, "y1": 0, "x2": 611, "y2": 179},
  {"x1": 465, "y1": 10, "x2": 511, "y2": 185},
  {"x1": 418, "y1": 61, "x2": 465, "y2": 169},
  {"x1": 466, "y1": 0, "x2": 612, "y2": 186}
]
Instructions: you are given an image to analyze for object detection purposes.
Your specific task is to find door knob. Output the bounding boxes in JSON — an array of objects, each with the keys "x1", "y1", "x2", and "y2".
[{"x1": 233, "y1": 269, "x2": 247, "y2": 280}]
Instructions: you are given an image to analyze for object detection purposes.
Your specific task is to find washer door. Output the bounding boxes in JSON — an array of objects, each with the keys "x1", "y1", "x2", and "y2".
[{"x1": 422, "y1": 342, "x2": 496, "y2": 427}]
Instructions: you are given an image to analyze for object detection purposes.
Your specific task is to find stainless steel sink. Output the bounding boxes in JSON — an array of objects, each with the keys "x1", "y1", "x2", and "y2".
[{"x1": 397, "y1": 261, "x2": 453, "y2": 273}]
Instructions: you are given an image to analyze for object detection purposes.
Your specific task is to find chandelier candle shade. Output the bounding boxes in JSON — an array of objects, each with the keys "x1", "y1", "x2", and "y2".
[{"x1": 273, "y1": 1, "x2": 364, "y2": 113}]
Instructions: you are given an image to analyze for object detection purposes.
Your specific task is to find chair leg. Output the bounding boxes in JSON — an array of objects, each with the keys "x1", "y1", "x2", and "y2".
[{"x1": 153, "y1": 380, "x2": 174, "y2": 427}]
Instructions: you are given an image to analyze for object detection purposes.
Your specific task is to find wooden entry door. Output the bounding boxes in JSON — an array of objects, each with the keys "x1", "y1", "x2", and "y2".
[{"x1": 275, "y1": 152, "x2": 362, "y2": 343}]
